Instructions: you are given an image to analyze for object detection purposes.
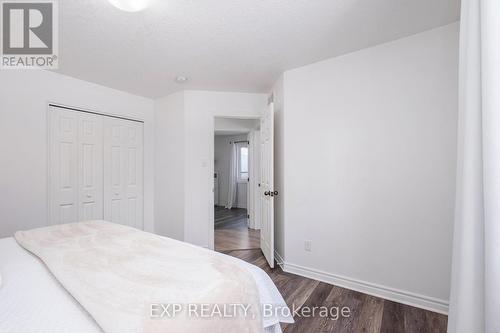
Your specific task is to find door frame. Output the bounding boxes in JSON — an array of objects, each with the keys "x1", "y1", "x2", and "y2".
[
  {"x1": 46, "y1": 102, "x2": 145, "y2": 228},
  {"x1": 209, "y1": 115, "x2": 261, "y2": 250},
  {"x1": 247, "y1": 130, "x2": 261, "y2": 230}
]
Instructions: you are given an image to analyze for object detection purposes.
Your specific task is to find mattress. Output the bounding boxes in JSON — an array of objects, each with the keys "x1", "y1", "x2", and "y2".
[{"x1": 0, "y1": 237, "x2": 292, "y2": 333}]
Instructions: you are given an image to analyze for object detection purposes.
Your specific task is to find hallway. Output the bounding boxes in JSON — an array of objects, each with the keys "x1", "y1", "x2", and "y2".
[{"x1": 214, "y1": 206, "x2": 260, "y2": 252}]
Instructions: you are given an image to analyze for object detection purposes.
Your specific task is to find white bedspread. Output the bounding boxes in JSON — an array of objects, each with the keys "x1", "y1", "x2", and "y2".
[{"x1": 0, "y1": 225, "x2": 292, "y2": 333}]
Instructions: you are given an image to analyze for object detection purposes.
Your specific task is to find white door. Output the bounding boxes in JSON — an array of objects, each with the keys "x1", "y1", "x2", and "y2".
[
  {"x1": 260, "y1": 102, "x2": 275, "y2": 268},
  {"x1": 49, "y1": 107, "x2": 79, "y2": 224},
  {"x1": 49, "y1": 107, "x2": 103, "y2": 224},
  {"x1": 103, "y1": 117, "x2": 144, "y2": 229},
  {"x1": 77, "y1": 112, "x2": 104, "y2": 221}
]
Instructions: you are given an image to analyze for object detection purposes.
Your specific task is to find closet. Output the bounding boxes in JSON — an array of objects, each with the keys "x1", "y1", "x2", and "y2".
[{"x1": 48, "y1": 105, "x2": 144, "y2": 229}]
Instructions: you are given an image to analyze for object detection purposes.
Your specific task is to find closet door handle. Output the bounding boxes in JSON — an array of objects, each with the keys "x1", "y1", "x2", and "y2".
[{"x1": 264, "y1": 191, "x2": 271, "y2": 196}]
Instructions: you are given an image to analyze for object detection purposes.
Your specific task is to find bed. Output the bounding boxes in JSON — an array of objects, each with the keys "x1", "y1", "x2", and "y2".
[{"x1": 0, "y1": 221, "x2": 293, "y2": 333}]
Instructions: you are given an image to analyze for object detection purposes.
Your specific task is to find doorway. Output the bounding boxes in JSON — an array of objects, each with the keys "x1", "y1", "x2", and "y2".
[{"x1": 213, "y1": 118, "x2": 261, "y2": 252}]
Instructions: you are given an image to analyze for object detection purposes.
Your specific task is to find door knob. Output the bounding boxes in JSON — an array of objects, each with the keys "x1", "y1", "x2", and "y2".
[
  {"x1": 273, "y1": 191, "x2": 279, "y2": 196},
  {"x1": 264, "y1": 191, "x2": 271, "y2": 196}
]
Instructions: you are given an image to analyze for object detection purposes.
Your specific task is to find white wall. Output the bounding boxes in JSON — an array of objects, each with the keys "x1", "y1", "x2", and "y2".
[
  {"x1": 278, "y1": 23, "x2": 459, "y2": 312},
  {"x1": 214, "y1": 134, "x2": 248, "y2": 208},
  {"x1": 237, "y1": 183, "x2": 247, "y2": 209},
  {"x1": 214, "y1": 118, "x2": 259, "y2": 133},
  {"x1": 248, "y1": 129, "x2": 261, "y2": 230},
  {"x1": 0, "y1": 70, "x2": 155, "y2": 238},
  {"x1": 154, "y1": 90, "x2": 267, "y2": 248},
  {"x1": 154, "y1": 92, "x2": 185, "y2": 240}
]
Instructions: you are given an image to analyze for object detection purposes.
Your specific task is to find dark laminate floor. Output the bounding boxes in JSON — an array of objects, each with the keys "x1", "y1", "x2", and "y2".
[
  {"x1": 217, "y1": 235, "x2": 447, "y2": 332},
  {"x1": 214, "y1": 206, "x2": 260, "y2": 252}
]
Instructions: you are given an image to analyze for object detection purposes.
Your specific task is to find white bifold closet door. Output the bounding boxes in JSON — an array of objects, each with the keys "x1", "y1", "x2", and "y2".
[
  {"x1": 49, "y1": 106, "x2": 143, "y2": 229},
  {"x1": 49, "y1": 107, "x2": 103, "y2": 224},
  {"x1": 103, "y1": 116, "x2": 144, "y2": 229}
]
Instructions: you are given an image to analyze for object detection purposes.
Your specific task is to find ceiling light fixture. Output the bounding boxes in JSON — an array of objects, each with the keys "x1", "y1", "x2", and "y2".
[
  {"x1": 174, "y1": 76, "x2": 188, "y2": 84},
  {"x1": 107, "y1": 0, "x2": 154, "y2": 12}
]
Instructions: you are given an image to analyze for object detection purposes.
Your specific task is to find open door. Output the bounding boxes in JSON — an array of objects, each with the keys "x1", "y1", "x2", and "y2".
[{"x1": 260, "y1": 102, "x2": 275, "y2": 268}]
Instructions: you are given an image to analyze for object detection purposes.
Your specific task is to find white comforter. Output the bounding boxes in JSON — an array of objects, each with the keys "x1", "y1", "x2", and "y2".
[{"x1": 0, "y1": 224, "x2": 292, "y2": 333}]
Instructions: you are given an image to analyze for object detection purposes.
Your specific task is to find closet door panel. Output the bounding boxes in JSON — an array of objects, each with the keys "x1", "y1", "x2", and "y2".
[
  {"x1": 124, "y1": 122, "x2": 143, "y2": 229},
  {"x1": 78, "y1": 113, "x2": 104, "y2": 221},
  {"x1": 104, "y1": 117, "x2": 143, "y2": 229},
  {"x1": 49, "y1": 107, "x2": 79, "y2": 225},
  {"x1": 104, "y1": 118, "x2": 125, "y2": 224}
]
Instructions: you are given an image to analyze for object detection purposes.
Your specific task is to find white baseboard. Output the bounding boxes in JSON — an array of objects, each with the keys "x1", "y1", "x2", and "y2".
[
  {"x1": 274, "y1": 250, "x2": 284, "y2": 268},
  {"x1": 281, "y1": 261, "x2": 448, "y2": 315}
]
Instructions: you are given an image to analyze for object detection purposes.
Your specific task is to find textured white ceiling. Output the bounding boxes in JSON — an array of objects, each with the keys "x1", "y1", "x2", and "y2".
[{"x1": 55, "y1": 0, "x2": 460, "y2": 98}]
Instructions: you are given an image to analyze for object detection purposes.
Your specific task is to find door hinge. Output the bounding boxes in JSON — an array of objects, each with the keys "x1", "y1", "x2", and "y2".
[{"x1": 247, "y1": 214, "x2": 250, "y2": 219}]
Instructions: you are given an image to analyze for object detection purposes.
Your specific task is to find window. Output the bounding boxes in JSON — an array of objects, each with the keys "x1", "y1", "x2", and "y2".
[{"x1": 237, "y1": 144, "x2": 249, "y2": 182}]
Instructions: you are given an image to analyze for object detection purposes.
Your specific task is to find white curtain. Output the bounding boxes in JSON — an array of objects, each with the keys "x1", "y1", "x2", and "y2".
[
  {"x1": 225, "y1": 143, "x2": 238, "y2": 210},
  {"x1": 448, "y1": 0, "x2": 500, "y2": 332}
]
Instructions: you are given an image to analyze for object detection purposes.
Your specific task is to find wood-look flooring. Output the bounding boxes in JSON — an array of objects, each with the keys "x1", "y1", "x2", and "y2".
[
  {"x1": 215, "y1": 207, "x2": 448, "y2": 333},
  {"x1": 214, "y1": 206, "x2": 260, "y2": 252}
]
